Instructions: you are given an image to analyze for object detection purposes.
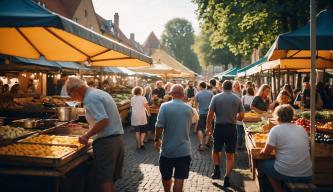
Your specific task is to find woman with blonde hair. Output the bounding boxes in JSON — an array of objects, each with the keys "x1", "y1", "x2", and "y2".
[
  {"x1": 251, "y1": 84, "x2": 271, "y2": 113},
  {"x1": 131, "y1": 86, "x2": 149, "y2": 149},
  {"x1": 232, "y1": 80, "x2": 242, "y2": 98}
]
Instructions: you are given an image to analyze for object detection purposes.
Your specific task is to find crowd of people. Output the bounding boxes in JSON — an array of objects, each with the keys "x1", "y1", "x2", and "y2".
[
  {"x1": 0, "y1": 79, "x2": 36, "y2": 96},
  {"x1": 62, "y1": 76, "x2": 333, "y2": 192}
]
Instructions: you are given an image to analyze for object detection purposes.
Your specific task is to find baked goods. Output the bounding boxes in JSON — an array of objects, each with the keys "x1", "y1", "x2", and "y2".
[{"x1": 0, "y1": 144, "x2": 74, "y2": 158}]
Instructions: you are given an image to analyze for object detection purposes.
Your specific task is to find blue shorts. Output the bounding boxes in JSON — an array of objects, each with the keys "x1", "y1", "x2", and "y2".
[
  {"x1": 159, "y1": 155, "x2": 191, "y2": 180},
  {"x1": 258, "y1": 159, "x2": 311, "y2": 183}
]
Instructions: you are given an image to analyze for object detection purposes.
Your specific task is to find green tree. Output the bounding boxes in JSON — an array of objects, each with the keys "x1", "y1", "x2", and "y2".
[
  {"x1": 193, "y1": 0, "x2": 332, "y2": 56},
  {"x1": 161, "y1": 18, "x2": 201, "y2": 73},
  {"x1": 193, "y1": 30, "x2": 242, "y2": 68}
]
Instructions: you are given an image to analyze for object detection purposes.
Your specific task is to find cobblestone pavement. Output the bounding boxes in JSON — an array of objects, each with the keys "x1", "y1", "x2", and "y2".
[{"x1": 116, "y1": 127, "x2": 257, "y2": 192}]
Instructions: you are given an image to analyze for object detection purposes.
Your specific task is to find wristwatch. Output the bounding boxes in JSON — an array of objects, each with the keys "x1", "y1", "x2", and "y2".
[{"x1": 154, "y1": 138, "x2": 160, "y2": 142}]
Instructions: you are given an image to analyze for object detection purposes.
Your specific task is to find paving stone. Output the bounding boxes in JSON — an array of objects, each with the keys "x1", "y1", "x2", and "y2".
[{"x1": 115, "y1": 127, "x2": 256, "y2": 191}]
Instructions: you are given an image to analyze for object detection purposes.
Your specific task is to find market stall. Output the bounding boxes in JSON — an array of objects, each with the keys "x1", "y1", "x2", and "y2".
[
  {"x1": 0, "y1": 120, "x2": 93, "y2": 192},
  {"x1": 0, "y1": 1, "x2": 153, "y2": 191},
  {"x1": 242, "y1": 110, "x2": 333, "y2": 191}
]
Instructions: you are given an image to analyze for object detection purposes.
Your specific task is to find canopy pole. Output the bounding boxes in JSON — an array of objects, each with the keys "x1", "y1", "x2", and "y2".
[
  {"x1": 275, "y1": 65, "x2": 281, "y2": 98},
  {"x1": 273, "y1": 69, "x2": 277, "y2": 100},
  {"x1": 310, "y1": 0, "x2": 316, "y2": 183},
  {"x1": 287, "y1": 70, "x2": 290, "y2": 85}
]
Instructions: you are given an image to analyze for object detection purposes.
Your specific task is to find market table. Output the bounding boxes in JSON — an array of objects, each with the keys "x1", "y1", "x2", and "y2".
[
  {"x1": 0, "y1": 121, "x2": 94, "y2": 192},
  {"x1": 0, "y1": 152, "x2": 92, "y2": 192},
  {"x1": 243, "y1": 111, "x2": 333, "y2": 191}
]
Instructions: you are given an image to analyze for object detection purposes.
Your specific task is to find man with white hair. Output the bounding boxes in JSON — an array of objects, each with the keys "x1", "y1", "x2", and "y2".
[
  {"x1": 65, "y1": 77, "x2": 124, "y2": 192},
  {"x1": 155, "y1": 84, "x2": 193, "y2": 192}
]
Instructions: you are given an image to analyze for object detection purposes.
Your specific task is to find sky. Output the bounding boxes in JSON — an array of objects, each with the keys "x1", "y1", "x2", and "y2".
[{"x1": 92, "y1": 0, "x2": 200, "y2": 44}]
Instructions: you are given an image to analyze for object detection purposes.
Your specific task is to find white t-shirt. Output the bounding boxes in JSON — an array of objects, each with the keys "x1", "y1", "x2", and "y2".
[
  {"x1": 131, "y1": 95, "x2": 148, "y2": 126},
  {"x1": 268, "y1": 123, "x2": 312, "y2": 177},
  {"x1": 242, "y1": 95, "x2": 255, "y2": 106}
]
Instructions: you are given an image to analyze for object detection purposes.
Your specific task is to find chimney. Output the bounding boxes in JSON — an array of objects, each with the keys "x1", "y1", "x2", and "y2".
[
  {"x1": 114, "y1": 13, "x2": 119, "y2": 29},
  {"x1": 130, "y1": 33, "x2": 135, "y2": 42}
]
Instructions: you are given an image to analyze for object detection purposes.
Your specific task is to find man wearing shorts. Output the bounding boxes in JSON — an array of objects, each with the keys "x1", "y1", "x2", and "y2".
[
  {"x1": 65, "y1": 77, "x2": 124, "y2": 192},
  {"x1": 195, "y1": 81, "x2": 213, "y2": 151},
  {"x1": 206, "y1": 80, "x2": 244, "y2": 187},
  {"x1": 155, "y1": 84, "x2": 193, "y2": 192}
]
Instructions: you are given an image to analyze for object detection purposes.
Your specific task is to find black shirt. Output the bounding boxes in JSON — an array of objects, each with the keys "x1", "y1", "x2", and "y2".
[
  {"x1": 152, "y1": 88, "x2": 166, "y2": 99},
  {"x1": 251, "y1": 96, "x2": 269, "y2": 112}
]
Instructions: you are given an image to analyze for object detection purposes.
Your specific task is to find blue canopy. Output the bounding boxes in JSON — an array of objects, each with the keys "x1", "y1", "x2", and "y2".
[
  {"x1": 275, "y1": 10, "x2": 333, "y2": 50},
  {"x1": 223, "y1": 67, "x2": 239, "y2": 78},
  {"x1": 103, "y1": 67, "x2": 127, "y2": 75},
  {"x1": 237, "y1": 57, "x2": 268, "y2": 77},
  {"x1": 14, "y1": 56, "x2": 61, "y2": 69},
  {"x1": 56, "y1": 61, "x2": 90, "y2": 71}
]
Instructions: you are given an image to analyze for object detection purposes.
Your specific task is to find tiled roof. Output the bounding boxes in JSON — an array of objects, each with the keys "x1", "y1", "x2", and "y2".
[
  {"x1": 96, "y1": 14, "x2": 144, "y2": 53},
  {"x1": 33, "y1": 0, "x2": 81, "y2": 19},
  {"x1": 143, "y1": 31, "x2": 160, "y2": 54}
]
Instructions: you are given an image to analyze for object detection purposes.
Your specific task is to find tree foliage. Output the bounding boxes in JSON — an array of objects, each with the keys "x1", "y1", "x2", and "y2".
[
  {"x1": 193, "y1": 0, "x2": 331, "y2": 56},
  {"x1": 193, "y1": 30, "x2": 242, "y2": 68},
  {"x1": 161, "y1": 18, "x2": 201, "y2": 73}
]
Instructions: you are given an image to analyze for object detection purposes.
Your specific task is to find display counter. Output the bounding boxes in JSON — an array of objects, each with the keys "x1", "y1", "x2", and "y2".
[{"x1": 0, "y1": 121, "x2": 93, "y2": 192}]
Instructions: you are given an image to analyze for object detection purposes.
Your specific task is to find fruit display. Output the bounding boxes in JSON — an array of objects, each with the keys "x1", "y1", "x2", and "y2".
[
  {"x1": 251, "y1": 133, "x2": 268, "y2": 148},
  {"x1": 0, "y1": 126, "x2": 32, "y2": 139},
  {"x1": 244, "y1": 112, "x2": 262, "y2": 122},
  {"x1": 316, "y1": 122, "x2": 333, "y2": 132},
  {"x1": 20, "y1": 135, "x2": 84, "y2": 148},
  {"x1": 112, "y1": 93, "x2": 131, "y2": 105},
  {"x1": 315, "y1": 133, "x2": 333, "y2": 144},
  {"x1": 245, "y1": 122, "x2": 265, "y2": 132},
  {"x1": 294, "y1": 118, "x2": 311, "y2": 132},
  {"x1": 0, "y1": 143, "x2": 75, "y2": 158},
  {"x1": 299, "y1": 111, "x2": 333, "y2": 123}
]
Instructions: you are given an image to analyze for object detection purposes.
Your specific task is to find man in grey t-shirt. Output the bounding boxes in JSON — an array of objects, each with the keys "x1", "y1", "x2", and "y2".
[
  {"x1": 206, "y1": 80, "x2": 244, "y2": 187},
  {"x1": 195, "y1": 81, "x2": 213, "y2": 150},
  {"x1": 155, "y1": 84, "x2": 193, "y2": 192}
]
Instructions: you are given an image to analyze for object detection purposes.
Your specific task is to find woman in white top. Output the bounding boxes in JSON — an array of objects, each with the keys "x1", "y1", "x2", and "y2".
[
  {"x1": 242, "y1": 87, "x2": 255, "y2": 112},
  {"x1": 259, "y1": 105, "x2": 312, "y2": 192},
  {"x1": 131, "y1": 86, "x2": 150, "y2": 149}
]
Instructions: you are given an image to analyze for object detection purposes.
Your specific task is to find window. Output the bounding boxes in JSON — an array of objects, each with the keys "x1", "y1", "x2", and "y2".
[{"x1": 84, "y1": 9, "x2": 88, "y2": 17}]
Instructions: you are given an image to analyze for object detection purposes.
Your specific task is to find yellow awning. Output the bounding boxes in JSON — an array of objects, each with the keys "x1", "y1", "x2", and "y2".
[
  {"x1": 261, "y1": 58, "x2": 333, "y2": 71},
  {"x1": 0, "y1": 27, "x2": 151, "y2": 67}
]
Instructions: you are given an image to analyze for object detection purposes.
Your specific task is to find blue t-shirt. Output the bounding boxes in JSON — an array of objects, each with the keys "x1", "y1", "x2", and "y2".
[
  {"x1": 83, "y1": 88, "x2": 124, "y2": 140},
  {"x1": 195, "y1": 89, "x2": 213, "y2": 115},
  {"x1": 209, "y1": 91, "x2": 245, "y2": 124},
  {"x1": 156, "y1": 99, "x2": 193, "y2": 158}
]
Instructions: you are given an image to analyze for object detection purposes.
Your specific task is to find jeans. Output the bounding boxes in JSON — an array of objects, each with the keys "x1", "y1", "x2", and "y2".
[
  {"x1": 236, "y1": 124, "x2": 244, "y2": 147},
  {"x1": 258, "y1": 159, "x2": 312, "y2": 183}
]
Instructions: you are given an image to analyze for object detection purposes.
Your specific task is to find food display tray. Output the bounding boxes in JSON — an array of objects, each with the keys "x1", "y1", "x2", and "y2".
[
  {"x1": 0, "y1": 144, "x2": 89, "y2": 168},
  {"x1": 0, "y1": 130, "x2": 40, "y2": 146}
]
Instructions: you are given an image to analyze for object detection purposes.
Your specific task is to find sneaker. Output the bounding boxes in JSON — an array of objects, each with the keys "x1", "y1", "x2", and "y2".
[
  {"x1": 223, "y1": 176, "x2": 230, "y2": 188},
  {"x1": 198, "y1": 144, "x2": 207, "y2": 151},
  {"x1": 211, "y1": 170, "x2": 221, "y2": 179},
  {"x1": 205, "y1": 143, "x2": 210, "y2": 149}
]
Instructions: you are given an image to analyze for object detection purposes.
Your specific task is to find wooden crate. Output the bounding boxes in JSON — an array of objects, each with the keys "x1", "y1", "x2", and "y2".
[
  {"x1": 119, "y1": 109, "x2": 130, "y2": 122},
  {"x1": 243, "y1": 117, "x2": 262, "y2": 122},
  {"x1": 315, "y1": 143, "x2": 333, "y2": 157},
  {"x1": 314, "y1": 157, "x2": 333, "y2": 185}
]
